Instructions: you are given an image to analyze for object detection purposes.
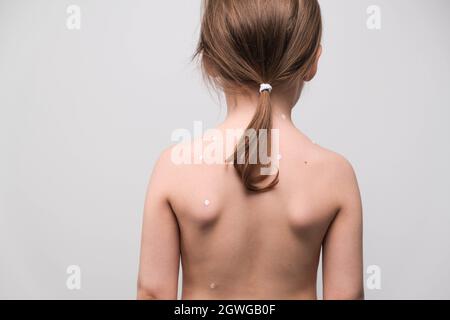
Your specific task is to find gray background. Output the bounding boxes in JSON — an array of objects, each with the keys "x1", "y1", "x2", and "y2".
[{"x1": 0, "y1": 0, "x2": 449, "y2": 299}]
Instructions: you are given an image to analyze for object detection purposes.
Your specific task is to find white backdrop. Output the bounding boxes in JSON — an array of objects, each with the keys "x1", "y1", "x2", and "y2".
[{"x1": 1, "y1": 0, "x2": 449, "y2": 299}]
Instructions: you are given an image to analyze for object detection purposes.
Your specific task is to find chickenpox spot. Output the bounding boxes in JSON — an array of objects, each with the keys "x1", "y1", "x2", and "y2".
[{"x1": 304, "y1": 161, "x2": 308, "y2": 165}]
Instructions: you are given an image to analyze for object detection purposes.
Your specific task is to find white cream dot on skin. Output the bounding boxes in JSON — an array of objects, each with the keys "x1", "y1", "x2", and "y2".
[
  {"x1": 210, "y1": 283, "x2": 217, "y2": 289},
  {"x1": 277, "y1": 154, "x2": 282, "y2": 160},
  {"x1": 281, "y1": 114, "x2": 287, "y2": 120},
  {"x1": 204, "y1": 200, "x2": 210, "y2": 207}
]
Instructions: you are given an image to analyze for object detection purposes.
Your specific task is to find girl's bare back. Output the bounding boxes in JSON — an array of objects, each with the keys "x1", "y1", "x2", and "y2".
[{"x1": 138, "y1": 121, "x2": 363, "y2": 300}]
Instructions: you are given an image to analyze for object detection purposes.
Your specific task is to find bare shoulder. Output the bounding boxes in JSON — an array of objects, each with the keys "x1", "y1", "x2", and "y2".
[
  {"x1": 312, "y1": 144, "x2": 357, "y2": 183},
  {"x1": 305, "y1": 142, "x2": 360, "y2": 208},
  {"x1": 147, "y1": 144, "x2": 187, "y2": 197},
  {"x1": 148, "y1": 139, "x2": 212, "y2": 195}
]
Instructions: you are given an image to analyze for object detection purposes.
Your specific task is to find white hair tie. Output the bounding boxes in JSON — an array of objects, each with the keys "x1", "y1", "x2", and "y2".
[{"x1": 259, "y1": 83, "x2": 272, "y2": 93}]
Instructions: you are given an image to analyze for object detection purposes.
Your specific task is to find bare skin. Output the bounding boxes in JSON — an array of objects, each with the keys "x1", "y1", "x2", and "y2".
[{"x1": 138, "y1": 49, "x2": 364, "y2": 300}]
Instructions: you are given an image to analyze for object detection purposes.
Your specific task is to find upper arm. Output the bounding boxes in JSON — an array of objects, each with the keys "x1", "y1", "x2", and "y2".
[
  {"x1": 322, "y1": 156, "x2": 364, "y2": 300},
  {"x1": 137, "y1": 150, "x2": 180, "y2": 300}
]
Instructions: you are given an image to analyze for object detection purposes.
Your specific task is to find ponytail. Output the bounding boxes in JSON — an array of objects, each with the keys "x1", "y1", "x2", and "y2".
[{"x1": 232, "y1": 84, "x2": 279, "y2": 192}]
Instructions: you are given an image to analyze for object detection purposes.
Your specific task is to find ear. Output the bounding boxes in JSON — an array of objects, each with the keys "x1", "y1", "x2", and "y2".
[{"x1": 304, "y1": 45, "x2": 322, "y2": 82}]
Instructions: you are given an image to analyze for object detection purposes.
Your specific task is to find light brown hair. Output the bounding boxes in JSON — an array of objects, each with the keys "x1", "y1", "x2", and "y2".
[{"x1": 195, "y1": 0, "x2": 323, "y2": 192}]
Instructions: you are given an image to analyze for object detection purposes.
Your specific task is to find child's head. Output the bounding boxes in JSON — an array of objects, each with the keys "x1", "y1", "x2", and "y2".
[
  {"x1": 195, "y1": 0, "x2": 323, "y2": 192},
  {"x1": 196, "y1": 0, "x2": 322, "y2": 93}
]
